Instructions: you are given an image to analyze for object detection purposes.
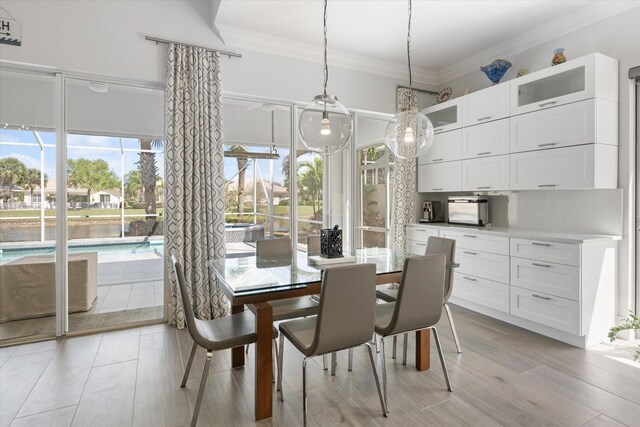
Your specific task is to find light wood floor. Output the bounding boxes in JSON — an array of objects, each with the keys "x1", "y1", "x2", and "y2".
[{"x1": 1, "y1": 304, "x2": 639, "y2": 427}]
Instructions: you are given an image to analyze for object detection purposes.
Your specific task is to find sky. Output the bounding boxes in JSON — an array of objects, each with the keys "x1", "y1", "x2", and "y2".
[{"x1": 0, "y1": 129, "x2": 291, "y2": 187}]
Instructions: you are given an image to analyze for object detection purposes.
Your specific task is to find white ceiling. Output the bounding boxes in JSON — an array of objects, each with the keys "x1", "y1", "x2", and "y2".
[{"x1": 215, "y1": 0, "x2": 639, "y2": 85}]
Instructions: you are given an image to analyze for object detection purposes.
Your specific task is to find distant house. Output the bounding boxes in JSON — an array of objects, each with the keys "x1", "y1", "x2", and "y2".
[{"x1": 227, "y1": 179, "x2": 289, "y2": 205}]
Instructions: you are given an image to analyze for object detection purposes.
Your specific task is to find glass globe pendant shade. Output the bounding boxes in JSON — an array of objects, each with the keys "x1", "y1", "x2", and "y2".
[
  {"x1": 299, "y1": 94, "x2": 352, "y2": 156},
  {"x1": 384, "y1": 107, "x2": 434, "y2": 159}
]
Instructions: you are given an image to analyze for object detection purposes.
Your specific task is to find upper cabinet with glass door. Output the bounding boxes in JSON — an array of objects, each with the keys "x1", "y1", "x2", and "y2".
[
  {"x1": 511, "y1": 53, "x2": 618, "y2": 116},
  {"x1": 422, "y1": 97, "x2": 463, "y2": 134}
]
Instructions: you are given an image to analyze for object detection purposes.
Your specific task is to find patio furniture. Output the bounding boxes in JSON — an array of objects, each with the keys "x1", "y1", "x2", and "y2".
[{"x1": 0, "y1": 252, "x2": 98, "y2": 322}]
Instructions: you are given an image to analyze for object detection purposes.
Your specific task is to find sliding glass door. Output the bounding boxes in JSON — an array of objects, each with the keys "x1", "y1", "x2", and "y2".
[{"x1": 0, "y1": 69, "x2": 59, "y2": 342}]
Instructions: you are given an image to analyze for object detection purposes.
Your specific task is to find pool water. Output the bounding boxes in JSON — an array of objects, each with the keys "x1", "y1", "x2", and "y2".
[{"x1": 0, "y1": 241, "x2": 164, "y2": 265}]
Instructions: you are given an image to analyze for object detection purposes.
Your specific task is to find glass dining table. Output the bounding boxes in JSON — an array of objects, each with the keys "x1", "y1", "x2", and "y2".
[{"x1": 208, "y1": 248, "x2": 434, "y2": 421}]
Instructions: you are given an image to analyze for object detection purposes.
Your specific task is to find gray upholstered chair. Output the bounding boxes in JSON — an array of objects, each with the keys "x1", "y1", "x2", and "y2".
[
  {"x1": 170, "y1": 255, "x2": 277, "y2": 427},
  {"x1": 375, "y1": 254, "x2": 452, "y2": 412},
  {"x1": 276, "y1": 263, "x2": 387, "y2": 421},
  {"x1": 306, "y1": 234, "x2": 321, "y2": 256},
  {"x1": 376, "y1": 236, "x2": 462, "y2": 355}
]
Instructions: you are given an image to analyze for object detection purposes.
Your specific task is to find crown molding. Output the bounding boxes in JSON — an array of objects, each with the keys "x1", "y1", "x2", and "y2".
[
  {"x1": 217, "y1": 24, "x2": 439, "y2": 87},
  {"x1": 436, "y1": 1, "x2": 640, "y2": 84}
]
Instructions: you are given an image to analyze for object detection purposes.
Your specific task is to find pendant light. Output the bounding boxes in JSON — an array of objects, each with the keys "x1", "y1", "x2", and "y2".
[
  {"x1": 299, "y1": 0, "x2": 352, "y2": 156},
  {"x1": 384, "y1": 0, "x2": 434, "y2": 159}
]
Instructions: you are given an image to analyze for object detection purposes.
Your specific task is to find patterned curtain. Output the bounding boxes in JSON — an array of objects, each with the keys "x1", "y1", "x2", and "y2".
[
  {"x1": 390, "y1": 87, "x2": 418, "y2": 252},
  {"x1": 165, "y1": 44, "x2": 228, "y2": 328}
]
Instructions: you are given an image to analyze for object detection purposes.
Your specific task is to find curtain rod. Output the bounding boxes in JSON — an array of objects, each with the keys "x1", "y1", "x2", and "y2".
[
  {"x1": 397, "y1": 85, "x2": 439, "y2": 96},
  {"x1": 145, "y1": 36, "x2": 242, "y2": 58}
]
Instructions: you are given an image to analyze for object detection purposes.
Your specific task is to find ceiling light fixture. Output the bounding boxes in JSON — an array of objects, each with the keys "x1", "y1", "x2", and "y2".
[
  {"x1": 298, "y1": 0, "x2": 351, "y2": 156},
  {"x1": 384, "y1": 0, "x2": 434, "y2": 159},
  {"x1": 88, "y1": 81, "x2": 109, "y2": 94}
]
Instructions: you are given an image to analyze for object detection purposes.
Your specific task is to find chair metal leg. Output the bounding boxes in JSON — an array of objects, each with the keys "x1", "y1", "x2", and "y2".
[
  {"x1": 392, "y1": 335, "x2": 397, "y2": 359},
  {"x1": 191, "y1": 350, "x2": 212, "y2": 427},
  {"x1": 402, "y1": 333, "x2": 408, "y2": 366},
  {"x1": 365, "y1": 343, "x2": 388, "y2": 417},
  {"x1": 348, "y1": 348, "x2": 353, "y2": 372},
  {"x1": 331, "y1": 351, "x2": 337, "y2": 376},
  {"x1": 380, "y1": 337, "x2": 388, "y2": 409},
  {"x1": 273, "y1": 339, "x2": 278, "y2": 384},
  {"x1": 245, "y1": 343, "x2": 249, "y2": 354},
  {"x1": 444, "y1": 303, "x2": 462, "y2": 354},
  {"x1": 302, "y1": 358, "x2": 308, "y2": 422},
  {"x1": 277, "y1": 334, "x2": 285, "y2": 400},
  {"x1": 323, "y1": 354, "x2": 328, "y2": 370},
  {"x1": 432, "y1": 328, "x2": 453, "y2": 392},
  {"x1": 181, "y1": 341, "x2": 198, "y2": 388}
]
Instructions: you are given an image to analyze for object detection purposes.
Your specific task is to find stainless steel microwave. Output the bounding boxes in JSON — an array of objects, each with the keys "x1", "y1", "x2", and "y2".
[{"x1": 447, "y1": 196, "x2": 489, "y2": 226}]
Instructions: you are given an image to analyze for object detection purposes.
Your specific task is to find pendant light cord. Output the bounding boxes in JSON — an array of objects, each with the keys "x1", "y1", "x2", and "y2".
[
  {"x1": 407, "y1": 0, "x2": 412, "y2": 88},
  {"x1": 323, "y1": 0, "x2": 328, "y2": 97}
]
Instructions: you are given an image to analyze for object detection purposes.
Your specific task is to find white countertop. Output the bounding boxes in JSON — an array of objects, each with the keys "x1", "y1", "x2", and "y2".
[{"x1": 406, "y1": 222, "x2": 621, "y2": 244}]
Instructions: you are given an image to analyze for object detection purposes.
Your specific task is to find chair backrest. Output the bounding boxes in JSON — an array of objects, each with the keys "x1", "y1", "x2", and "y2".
[
  {"x1": 425, "y1": 236, "x2": 456, "y2": 301},
  {"x1": 170, "y1": 255, "x2": 207, "y2": 346},
  {"x1": 256, "y1": 238, "x2": 293, "y2": 257},
  {"x1": 310, "y1": 263, "x2": 377, "y2": 356},
  {"x1": 307, "y1": 235, "x2": 321, "y2": 256},
  {"x1": 384, "y1": 254, "x2": 446, "y2": 336}
]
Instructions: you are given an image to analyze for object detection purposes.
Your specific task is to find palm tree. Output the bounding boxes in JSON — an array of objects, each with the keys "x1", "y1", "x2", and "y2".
[
  {"x1": 297, "y1": 156, "x2": 323, "y2": 219},
  {"x1": 24, "y1": 168, "x2": 48, "y2": 207},
  {"x1": 0, "y1": 157, "x2": 27, "y2": 204},
  {"x1": 137, "y1": 139, "x2": 163, "y2": 220},
  {"x1": 228, "y1": 146, "x2": 248, "y2": 213}
]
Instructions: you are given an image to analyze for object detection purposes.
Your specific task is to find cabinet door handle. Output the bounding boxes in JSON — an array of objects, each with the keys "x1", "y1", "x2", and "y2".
[
  {"x1": 477, "y1": 151, "x2": 492, "y2": 156},
  {"x1": 531, "y1": 242, "x2": 551, "y2": 247},
  {"x1": 538, "y1": 101, "x2": 557, "y2": 108},
  {"x1": 532, "y1": 262, "x2": 551, "y2": 268},
  {"x1": 463, "y1": 234, "x2": 477, "y2": 238},
  {"x1": 416, "y1": 243, "x2": 426, "y2": 247},
  {"x1": 432, "y1": 188, "x2": 443, "y2": 191},
  {"x1": 532, "y1": 294, "x2": 552, "y2": 300},
  {"x1": 434, "y1": 128, "x2": 444, "y2": 134},
  {"x1": 477, "y1": 116, "x2": 492, "y2": 121},
  {"x1": 477, "y1": 186, "x2": 491, "y2": 189},
  {"x1": 432, "y1": 158, "x2": 444, "y2": 162},
  {"x1": 463, "y1": 251, "x2": 478, "y2": 255},
  {"x1": 538, "y1": 184, "x2": 557, "y2": 188},
  {"x1": 538, "y1": 143, "x2": 557, "y2": 147},
  {"x1": 462, "y1": 276, "x2": 477, "y2": 282}
]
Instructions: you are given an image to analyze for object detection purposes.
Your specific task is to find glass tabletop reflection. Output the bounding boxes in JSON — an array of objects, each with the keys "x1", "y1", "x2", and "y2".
[{"x1": 208, "y1": 248, "x2": 408, "y2": 296}]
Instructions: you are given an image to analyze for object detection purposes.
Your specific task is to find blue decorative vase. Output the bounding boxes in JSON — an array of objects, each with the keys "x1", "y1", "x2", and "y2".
[{"x1": 480, "y1": 59, "x2": 512, "y2": 85}]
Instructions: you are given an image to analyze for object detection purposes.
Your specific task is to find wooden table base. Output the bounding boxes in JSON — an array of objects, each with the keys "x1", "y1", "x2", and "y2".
[
  {"x1": 230, "y1": 304, "x2": 245, "y2": 369},
  {"x1": 253, "y1": 303, "x2": 273, "y2": 421},
  {"x1": 415, "y1": 329, "x2": 431, "y2": 371}
]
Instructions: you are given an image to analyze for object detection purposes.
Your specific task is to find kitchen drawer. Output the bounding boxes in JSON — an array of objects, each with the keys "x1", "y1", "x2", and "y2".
[
  {"x1": 462, "y1": 83, "x2": 510, "y2": 126},
  {"x1": 510, "y1": 238, "x2": 580, "y2": 266},
  {"x1": 510, "y1": 286, "x2": 580, "y2": 335},
  {"x1": 406, "y1": 225, "x2": 439, "y2": 242},
  {"x1": 452, "y1": 273, "x2": 510, "y2": 313},
  {"x1": 462, "y1": 118, "x2": 510, "y2": 159},
  {"x1": 456, "y1": 249, "x2": 510, "y2": 284},
  {"x1": 406, "y1": 240, "x2": 428, "y2": 255},
  {"x1": 510, "y1": 99, "x2": 617, "y2": 154},
  {"x1": 441, "y1": 230, "x2": 509, "y2": 255},
  {"x1": 462, "y1": 155, "x2": 509, "y2": 191},
  {"x1": 511, "y1": 257, "x2": 580, "y2": 300},
  {"x1": 509, "y1": 144, "x2": 617, "y2": 190},
  {"x1": 417, "y1": 161, "x2": 462, "y2": 192},
  {"x1": 418, "y1": 129, "x2": 462, "y2": 164}
]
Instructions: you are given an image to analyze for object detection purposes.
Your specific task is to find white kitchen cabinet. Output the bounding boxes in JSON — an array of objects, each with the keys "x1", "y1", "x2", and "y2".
[
  {"x1": 417, "y1": 161, "x2": 461, "y2": 192},
  {"x1": 462, "y1": 118, "x2": 510, "y2": 159},
  {"x1": 510, "y1": 238, "x2": 580, "y2": 266},
  {"x1": 462, "y1": 82, "x2": 510, "y2": 126},
  {"x1": 510, "y1": 286, "x2": 580, "y2": 335},
  {"x1": 510, "y1": 99, "x2": 618, "y2": 154},
  {"x1": 511, "y1": 257, "x2": 580, "y2": 301},
  {"x1": 417, "y1": 129, "x2": 462, "y2": 165},
  {"x1": 440, "y1": 230, "x2": 509, "y2": 255},
  {"x1": 406, "y1": 225, "x2": 439, "y2": 242},
  {"x1": 510, "y1": 144, "x2": 617, "y2": 190},
  {"x1": 462, "y1": 155, "x2": 509, "y2": 191},
  {"x1": 510, "y1": 53, "x2": 618, "y2": 116},
  {"x1": 422, "y1": 98, "x2": 462, "y2": 133},
  {"x1": 456, "y1": 249, "x2": 510, "y2": 284},
  {"x1": 452, "y1": 273, "x2": 510, "y2": 313}
]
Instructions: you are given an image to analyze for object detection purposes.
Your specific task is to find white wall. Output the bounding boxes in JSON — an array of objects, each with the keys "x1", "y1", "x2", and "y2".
[
  {"x1": 0, "y1": 0, "x2": 430, "y2": 113},
  {"x1": 436, "y1": 8, "x2": 640, "y2": 317}
]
